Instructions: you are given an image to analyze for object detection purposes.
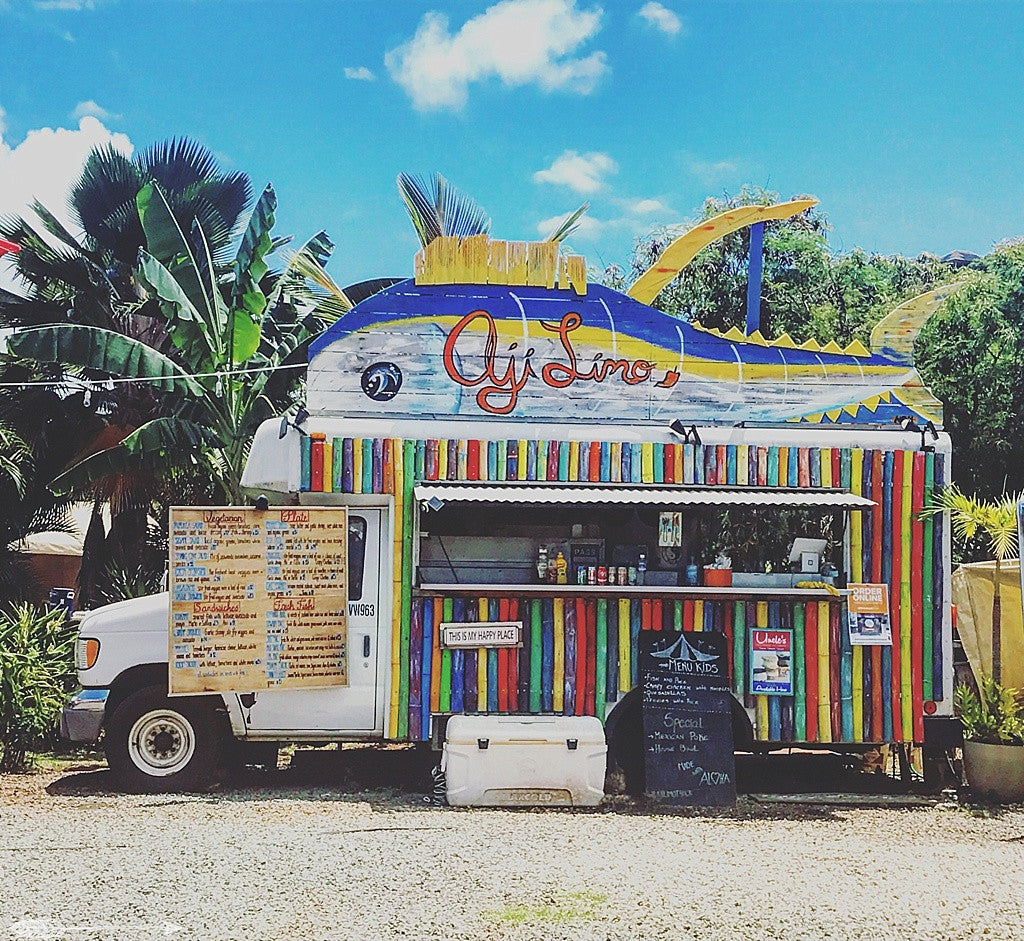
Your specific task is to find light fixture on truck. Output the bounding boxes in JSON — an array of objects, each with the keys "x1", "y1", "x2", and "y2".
[
  {"x1": 668, "y1": 420, "x2": 701, "y2": 446},
  {"x1": 75, "y1": 637, "x2": 100, "y2": 671},
  {"x1": 277, "y1": 407, "x2": 310, "y2": 440}
]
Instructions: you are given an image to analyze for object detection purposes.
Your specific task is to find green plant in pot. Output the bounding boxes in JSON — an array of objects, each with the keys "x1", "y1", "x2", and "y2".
[
  {"x1": 921, "y1": 486, "x2": 1024, "y2": 801},
  {"x1": 954, "y1": 678, "x2": 1024, "y2": 801}
]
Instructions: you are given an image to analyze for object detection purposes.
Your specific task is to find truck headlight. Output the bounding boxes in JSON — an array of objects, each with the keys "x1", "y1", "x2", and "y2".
[{"x1": 75, "y1": 637, "x2": 100, "y2": 671}]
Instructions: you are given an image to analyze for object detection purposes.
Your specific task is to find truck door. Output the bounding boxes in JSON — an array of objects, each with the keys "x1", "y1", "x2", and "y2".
[{"x1": 239, "y1": 507, "x2": 388, "y2": 736}]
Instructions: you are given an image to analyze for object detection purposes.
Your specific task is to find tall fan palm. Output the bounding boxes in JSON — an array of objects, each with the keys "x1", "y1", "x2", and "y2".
[{"x1": 921, "y1": 485, "x2": 1021, "y2": 683}]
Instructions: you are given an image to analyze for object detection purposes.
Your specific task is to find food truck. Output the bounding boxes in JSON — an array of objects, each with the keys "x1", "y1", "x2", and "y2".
[{"x1": 63, "y1": 230, "x2": 957, "y2": 793}]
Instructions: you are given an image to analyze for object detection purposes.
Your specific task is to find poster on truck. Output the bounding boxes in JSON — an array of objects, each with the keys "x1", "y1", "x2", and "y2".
[
  {"x1": 169, "y1": 507, "x2": 348, "y2": 695},
  {"x1": 846, "y1": 583, "x2": 893, "y2": 646},
  {"x1": 750, "y1": 629, "x2": 793, "y2": 695}
]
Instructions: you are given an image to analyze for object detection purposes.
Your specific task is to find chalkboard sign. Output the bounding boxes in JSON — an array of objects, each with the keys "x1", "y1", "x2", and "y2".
[{"x1": 640, "y1": 631, "x2": 737, "y2": 807}]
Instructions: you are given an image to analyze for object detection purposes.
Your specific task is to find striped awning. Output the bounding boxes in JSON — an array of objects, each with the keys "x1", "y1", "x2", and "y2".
[{"x1": 415, "y1": 483, "x2": 875, "y2": 510}]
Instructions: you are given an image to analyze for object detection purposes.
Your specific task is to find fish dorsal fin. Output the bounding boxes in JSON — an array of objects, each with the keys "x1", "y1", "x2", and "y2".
[
  {"x1": 626, "y1": 199, "x2": 819, "y2": 306},
  {"x1": 869, "y1": 282, "x2": 965, "y2": 364}
]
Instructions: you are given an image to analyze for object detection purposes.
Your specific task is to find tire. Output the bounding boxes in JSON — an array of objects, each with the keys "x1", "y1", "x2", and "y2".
[{"x1": 105, "y1": 685, "x2": 225, "y2": 792}]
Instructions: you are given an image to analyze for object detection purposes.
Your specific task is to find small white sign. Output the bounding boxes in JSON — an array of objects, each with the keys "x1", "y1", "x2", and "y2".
[{"x1": 441, "y1": 621, "x2": 522, "y2": 648}]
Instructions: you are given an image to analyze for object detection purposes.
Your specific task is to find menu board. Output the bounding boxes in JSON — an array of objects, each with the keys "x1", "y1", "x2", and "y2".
[
  {"x1": 640, "y1": 631, "x2": 737, "y2": 807},
  {"x1": 169, "y1": 507, "x2": 348, "y2": 695}
]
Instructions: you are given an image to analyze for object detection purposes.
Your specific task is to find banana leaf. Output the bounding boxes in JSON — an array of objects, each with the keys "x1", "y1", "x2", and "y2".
[
  {"x1": 49, "y1": 417, "x2": 222, "y2": 494},
  {"x1": 7, "y1": 324, "x2": 205, "y2": 395}
]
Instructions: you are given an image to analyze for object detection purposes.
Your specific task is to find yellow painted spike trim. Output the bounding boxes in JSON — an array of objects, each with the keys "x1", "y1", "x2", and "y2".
[
  {"x1": 799, "y1": 338, "x2": 822, "y2": 352},
  {"x1": 773, "y1": 333, "x2": 798, "y2": 349},
  {"x1": 821, "y1": 340, "x2": 844, "y2": 354},
  {"x1": 843, "y1": 339, "x2": 871, "y2": 357},
  {"x1": 723, "y1": 326, "x2": 746, "y2": 342},
  {"x1": 627, "y1": 198, "x2": 819, "y2": 305},
  {"x1": 415, "y1": 235, "x2": 587, "y2": 295}
]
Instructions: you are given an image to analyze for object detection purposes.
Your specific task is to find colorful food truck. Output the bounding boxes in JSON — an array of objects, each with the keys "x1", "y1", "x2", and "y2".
[{"x1": 63, "y1": 231, "x2": 957, "y2": 792}]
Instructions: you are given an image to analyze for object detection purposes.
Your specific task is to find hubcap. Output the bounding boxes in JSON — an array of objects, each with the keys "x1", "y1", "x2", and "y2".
[{"x1": 128, "y1": 709, "x2": 196, "y2": 776}]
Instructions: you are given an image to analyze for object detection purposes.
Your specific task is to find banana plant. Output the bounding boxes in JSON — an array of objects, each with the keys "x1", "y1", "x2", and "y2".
[{"x1": 8, "y1": 182, "x2": 343, "y2": 504}]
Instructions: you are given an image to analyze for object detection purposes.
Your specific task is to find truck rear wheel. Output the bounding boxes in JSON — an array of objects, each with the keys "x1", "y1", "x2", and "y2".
[{"x1": 105, "y1": 685, "x2": 225, "y2": 792}]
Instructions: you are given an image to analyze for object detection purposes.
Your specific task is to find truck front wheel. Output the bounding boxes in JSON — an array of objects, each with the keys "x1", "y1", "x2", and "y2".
[{"x1": 105, "y1": 685, "x2": 225, "y2": 792}]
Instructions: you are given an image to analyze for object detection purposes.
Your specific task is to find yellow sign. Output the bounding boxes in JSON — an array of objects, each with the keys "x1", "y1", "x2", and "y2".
[{"x1": 169, "y1": 507, "x2": 348, "y2": 694}]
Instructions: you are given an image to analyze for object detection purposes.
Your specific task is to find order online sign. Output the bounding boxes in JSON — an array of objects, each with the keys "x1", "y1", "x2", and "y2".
[{"x1": 750, "y1": 629, "x2": 793, "y2": 696}]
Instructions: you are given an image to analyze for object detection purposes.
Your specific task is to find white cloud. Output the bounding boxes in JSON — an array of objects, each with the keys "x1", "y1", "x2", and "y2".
[
  {"x1": 70, "y1": 99, "x2": 119, "y2": 122},
  {"x1": 638, "y1": 1, "x2": 682, "y2": 35},
  {"x1": 689, "y1": 159, "x2": 739, "y2": 186},
  {"x1": 385, "y1": 0, "x2": 607, "y2": 112},
  {"x1": 533, "y1": 150, "x2": 617, "y2": 194},
  {"x1": 34, "y1": 0, "x2": 98, "y2": 9},
  {"x1": 0, "y1": 110, "x2": 133, "y2": 286},
  {"x1": 344, "y1": 66, "x2": 375, "y2": 81},
  {"x1": 619, "y1": 196, "x2": 669, "y2": 214}
]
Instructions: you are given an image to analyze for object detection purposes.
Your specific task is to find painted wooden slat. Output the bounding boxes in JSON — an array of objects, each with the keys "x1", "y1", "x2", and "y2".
[
  {"x1": 722, "y1": 602, "x2": 733, "y2": 679},
  {"x1": 630, "y1": 600, "x2": 641, "y2": 688},
  {"x1": 488, "y1": 600, "x2": 499, "y2": 711},
  {"x1": 756, "y1": 447, "x2": 767, "y2": 486},
  {"x1": 585, "y1": 598, "x2": 597, "y2": 716},
  {"x1": 574, "y1": 598, "x2": 587, "y2": 714},
  {"x1": 696, "y1": 444, "x2": 706, "y2": 485},
  {"x1": 732, "y1": 601, "x2": 745, "y2": 698},
  {"x1": 399, "y1": 440, "x2": 415, "y2": 737},
  {"x1": 387, "y1": 442, "x2": 403, "y2": 737},
  {"x1": 804, "y1": 600, "x2": 818, "y2": 742},
  {"x1": 922, "y1": 452, "x2": 935, "y2": 702},
  {"x1": 362, "y1": 438, "x2": 374, "y2": 493},
  {"x1": 767, "y1": 446, "x2": 779, "y2": 487},
  {"x1": 683, "y1": 443, "x2": 695, "y2": 484},
  {"x1": 595, "y1": 598, "x2": 608, "y2": 721},
  {"x1": 371, "y1": 438, "x2": 383, "y2": 492},
  {"x1": 516, "y1": 598, "x2": 529, "y2": 710},
  {"x1": 907, "y1": 450, "x2": 922, "y2": 741},
  {"x1": 674, "y1": 600, "x2": 683, "y2": 632},
  {"x1": 932, "y1": 456, "x2": 945, "y2": 700},
  {"x1": 607, "y1": 598, "x2": 619, "y2": 702},
  {"x1": 820, "y1": 447, "x2": 832, "y2": 488},
  {"x1": 706, "y1": 445, "x2": 716, "y2": 485},
  {"x1": 440, "y1": 598, "x2": 453, "y2": 712},
  {"x1": 797, "y1": 447, "x2": 810, "y2": 488},
  {"x1": 901, "y1": 450, "x2": 917, "y2": 741},
  {"x1": 817, "y1": 600, "x2": 832, "y2": 743},
  {"x1": 553, "y1": 597, "x2": 565, "y2": 712},
  {"x1": 409, "y1": 588, "x2": 423, "y2": 739},
  {"x1": 756, "y1": 601, "x2": 769, "y2": 740},
  {"x1": 809, "y1": 448, "x2": 820, "y2": 487},
  {"x1": 850, "y1": 448, "x2": 864, "y2": 743},
  {"x1": 777, "y1": 446, "x2": 788, "y2": 490},
  {"x1": 837, "y1": 600, "x2": 851, "y2": 742},
  {"x1": 431, "y1": 598, "x2": 443, "y2": 713},
  {"x1": 693, "y1": 599, "x2": 704, "y2": 632},
  {"x1": 530, "y1": 600, "x2": 543, "y2": 712},
  {"x1": 889, "y1": 452, "x2": 904, "y2": 742},
  {"x1": 541, "y1": 597, "x2": 554, "y2": 712},
  {"x1": 563, "y1": 599, "x2": 576, "y2": 714},
  {"x1": 768, "y1": 601, "x2": 781, "y2": 740},
  {"x1": 450, "y1": 599, "x2": 465, "y2": 713},
  {"x1": 618, "y1": 598, "x2": 631, "y2": 692},
  {"x1": 793, "y1": 603, "x2": 806, "y2": 740},
  {"x1": 726, "y1": 445, "x2": 737, "y2": 485},
  {"x1": 737, "y1": 444, "x2": 749, "y2": 486},
  {"x1": 300, "y1": 433, "x2": 312, "y2": 491},
  {"x1": 420, "y1": 598, "x2": 433, "y2": 735}
]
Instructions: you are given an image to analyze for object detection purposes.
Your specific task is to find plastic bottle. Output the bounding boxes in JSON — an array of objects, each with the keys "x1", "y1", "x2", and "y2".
[
  {"x1": 547, "y1": 550, "x2": 557, "y2": 583},
  {"x1": 637, "y1": 551, "x2": 647, "y2": 586},
  {"x1": 554, "y1": 551, "x2": 568, "y2": 584},
  {"x1": 686, "y1": 557, "x2": 699, "y2": 587},
  {"x1": 537, "y1": 546, "x2": 548, "y2": 583}
]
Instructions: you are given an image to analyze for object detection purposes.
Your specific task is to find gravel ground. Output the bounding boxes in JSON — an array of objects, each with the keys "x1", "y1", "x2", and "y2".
[{"x1": 1, "y1": 751, "x2": 1023, "y2": 941}]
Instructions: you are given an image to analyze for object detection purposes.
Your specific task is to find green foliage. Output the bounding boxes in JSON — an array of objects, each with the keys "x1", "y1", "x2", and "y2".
[
  {"x1": 920, "y1": 485, "x2": 1020, "y2": 563},
  {"x1": 955, "y1": 677, "x2": 1024, "y2": 745},
  {"x1": 916, "y1": 244, "x2": 1024, "y2": 501},
  {"x1": 397, "y1": 172, "x2": 491, "y2": 248},
  {"x1": 94, "y1": 557, "x2": 165, "y2": 606},
  {"x1": 0, "y1": 604, "x2": 75, "y2": 772}
]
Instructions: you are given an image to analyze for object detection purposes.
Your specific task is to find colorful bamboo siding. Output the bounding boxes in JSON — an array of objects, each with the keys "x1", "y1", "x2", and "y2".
[{"x1": 300, "y1": 436, "x2": 946, "y2": 744}]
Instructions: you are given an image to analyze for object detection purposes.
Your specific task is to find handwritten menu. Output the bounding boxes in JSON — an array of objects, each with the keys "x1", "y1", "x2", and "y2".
[
  {"x1": 169, "y1": 507, "x2": 348, "y2": 695},
  {"x1": 640, "y1": 631, "x2": 737, "y2": 807}
]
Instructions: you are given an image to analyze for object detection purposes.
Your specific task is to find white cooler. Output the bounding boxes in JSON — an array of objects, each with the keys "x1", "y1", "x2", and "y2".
[{"x1": 442, "y1": 715, "x2": 607, "y2": 807}]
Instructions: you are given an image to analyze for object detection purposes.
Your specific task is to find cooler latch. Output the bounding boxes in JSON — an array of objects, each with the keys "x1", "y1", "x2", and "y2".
[
  {"x1": 477, "y1": 738, "x2": 489, "y2": 750},
  {"x1": 567, "y1": 739, "x2": 578, "y2": 750}
]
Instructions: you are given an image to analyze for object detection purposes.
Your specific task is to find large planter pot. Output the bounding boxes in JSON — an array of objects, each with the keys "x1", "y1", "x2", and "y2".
[{"x1": 963, "y1": 740, "x2": 1024, "y2": 802}]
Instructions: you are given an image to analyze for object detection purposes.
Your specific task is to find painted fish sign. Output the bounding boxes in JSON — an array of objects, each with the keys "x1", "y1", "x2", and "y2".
[
  {"x1": 639, "y1": 630, "x2": 737, "y2": 807},
  {"x1": 308, "y1": 236, "x2": 945, "y2": 427}
]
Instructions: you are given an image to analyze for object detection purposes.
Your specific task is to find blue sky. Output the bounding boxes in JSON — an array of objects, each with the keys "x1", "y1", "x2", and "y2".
[{"x1": 1, "y1": 0, "x2": 1023, "y2": 285}]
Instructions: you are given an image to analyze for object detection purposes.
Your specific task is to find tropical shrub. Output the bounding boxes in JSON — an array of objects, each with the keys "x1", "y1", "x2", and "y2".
[
  {"x1": 955, "y1": 676, "x2": 1024, "y2": 745},
  {"x1": 0, "y1": 603, "x2": 76, "y2": 772}
]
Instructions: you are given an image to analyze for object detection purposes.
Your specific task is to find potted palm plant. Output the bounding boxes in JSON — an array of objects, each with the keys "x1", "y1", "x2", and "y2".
[{"x1": 922, "y1": 486, "x2": 1024, "y2": 800}]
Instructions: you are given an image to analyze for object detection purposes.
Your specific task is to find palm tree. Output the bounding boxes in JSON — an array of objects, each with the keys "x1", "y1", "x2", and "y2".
[
  {"x1": 921, "y1": 486, "x2": 1021, "y2": 683},
  {"x1": 9, "y1": 182, "x2": 342, "y2": 505}
]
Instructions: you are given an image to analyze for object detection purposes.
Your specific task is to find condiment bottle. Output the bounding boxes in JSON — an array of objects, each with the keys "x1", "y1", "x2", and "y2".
[
  {"x1": 637, "y1": 552, "x2": 647, "y2": 586},
  {"x1": 555, "y1": 551, "x2": 568, "y2": 584},
  {"x1": 537, "y1": 546, "x2": 548, "y2": 583}
]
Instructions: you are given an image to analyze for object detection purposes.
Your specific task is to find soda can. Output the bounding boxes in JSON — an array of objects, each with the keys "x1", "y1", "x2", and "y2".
[
  {"x1": 628, "y1": 566, "x2": 638, "y2": 586},
  {"x1": 587, "y1": 566, "x2": 597, "y2": 585},
  {"x1": 597, "y1": 566, "x2": 608, "y2": 585},
  {"x1": 577, "y1": 566, "x2": 587, "y2": 585},
  {"x1": 607, "y1": 567, "x2": 617, "y2": 586},
  {"x1": 618, "y1": 566, "x2": 628, "y2": 586}
]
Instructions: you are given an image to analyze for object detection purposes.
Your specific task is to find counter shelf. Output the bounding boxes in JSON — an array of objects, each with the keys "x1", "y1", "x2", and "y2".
[{"x1": 415, "y1": 582, "x2": 844, "y2": 601}]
